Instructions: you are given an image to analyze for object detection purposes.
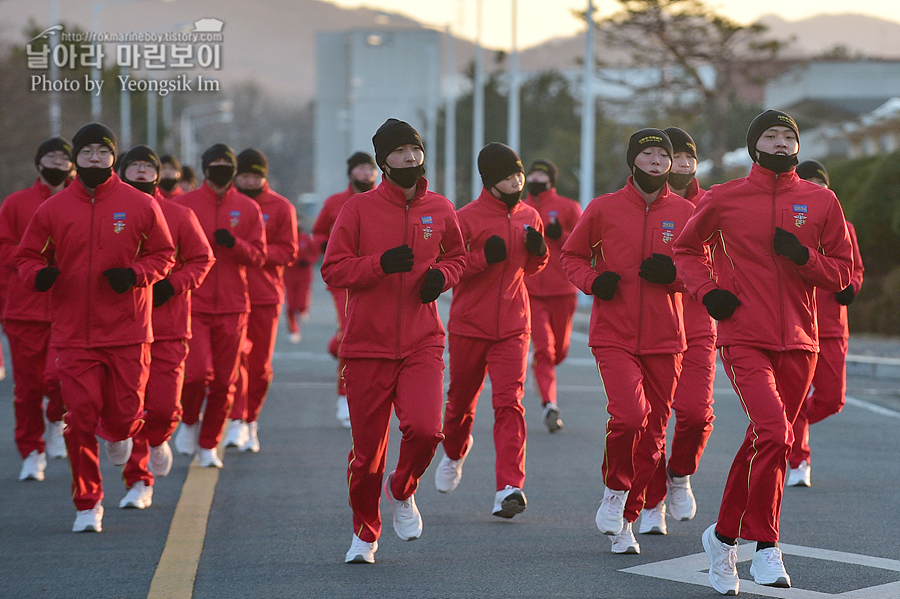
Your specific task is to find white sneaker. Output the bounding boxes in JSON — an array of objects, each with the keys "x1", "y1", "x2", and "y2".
[
  {"x1": 19, "y1": 450, "x2": 47, "y2": 481},
  {"x1": 611, "y1": 520, "x2": 640, "y2": 554},
  {"x1": 197, "y1": 448, "x2": 223, "y2": 468},
  {"x1": 149, "y1": 441, "x2": 173, "y2": 477},
  {"x1": 667, "y1": 473, "x2": 697, "y2": 520},
  {"x1": 542, "y1": 403, "x2": 563, "y2": 433},
  {"x1": 289, "y1": 332, "x2": 302, "y2": 344},
  {"x1": 434, "y1": 435, "x2": 473, "y2": 493},
  {"x1": 174, "y1": 422, "x2": 200, "y2": 455},
  {"x1": 105, "y1": 438, "x2": 133, "y2": 467},
  {"x1": 345, "y1": 534, "x2": 377, "y2": 564},
  {"x1": 45, "y1": 420, "x2": 68, "y2": 459},
  {"x1": 751, "y1": 546, "x2": 791, "y2": 588},
  {"x1": 239, "y1": 421, "x2": 260, "y2": 453},
  {"x1": 119, "y1": 481, "x2": 153, "y2": 509},
  {"x1": 384, "y1": 471, "x2": 422, "y2": 541},
  {"x1": 638, "y1": 501, "x2": 667, "y2": 535},
  {"x1": 336, "y1": 396, "x2": 351, "y2": 429},
  {"x1": 787, "y1": 460, "x2": 811, "y2": 487},
  {"x1": 702, "y1": 523, "x2": 739, "y2": 596},
  {"x1": 72, "y1": 502, "x2": 103, "y2": 533},
  {"x1": 224, "y1": 420, "x2": 249, "y2": 448},
  {"x1": 0, "y1": 365, "x2": 5, "y2": 380},
  {"x1": 596, "y1": 487, "x2": 628, "y2": 535},
  {"x1": 492, "y1": 485, "x2": 527, "y2": 519}
]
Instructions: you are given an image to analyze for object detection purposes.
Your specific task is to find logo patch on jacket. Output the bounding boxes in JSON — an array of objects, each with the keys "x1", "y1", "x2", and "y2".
[
  {"x1": 263, "y1": 213, "x2": 270, "y2": 222},
  {"x1": 421, "y1": 216, "x2": 433, "y2": 224},
  {"x1": 229, "y1": 210, "x2": 240, "y2": 228},
  {"x1": 661, "y1": 220, "x2": 675, "y2": 243},
  {"x1": 792, "y1": 205, "x2": 807, "y2": 228},
  {"x1": 113, "y1": 212, "x2": 126, "y2": 233},
  {"x1": 423, "y1": 226, "x2": 433, "y2": 239}
]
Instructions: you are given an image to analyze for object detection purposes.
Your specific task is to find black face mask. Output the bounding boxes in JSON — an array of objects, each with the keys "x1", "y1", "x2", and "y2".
[
  {"x1": 206, "y1": 164, "x2": 235, "y2": 188},
  {"x1": 387, "y1": 164, "x2": 425, "y2": 189},
  {"x1": 667, "y1": 171, "x2": 695, "y2": 191},
  {"x1": 237, "y1": 186, "x2": 263, "y2": 199},
  {"x1": 526, "y1": 181, "x2": 549, "y2": 197},
  {"x1": 756, "y1": 151, "x2": 798, "y2": 174},
  {"x1": 158, "y1": 177, "x2": 178, "y2": 192},
  {"x1": 493, "y1": 187, "x2": 522, "y2": 208},
  {"x1": 77, "y1": 166, "x2": 113, "y2": 189},
  {"x1": 352, "y1": 179, "x2": 375, "y2": 192},
  {"x1": 632, "y1": 167, "x2": 668, "y2": 194},
  {"x1": 40, "y1": 166, "x2": 70, "y2": 187},
  {"x1": 125, "y1": 178, "x2": 157, "y2": 195}
]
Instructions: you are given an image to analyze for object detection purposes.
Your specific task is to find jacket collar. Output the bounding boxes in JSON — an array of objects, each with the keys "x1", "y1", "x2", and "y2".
[
  {"x1": 71, "y1": 171, "x2": 122, "y2": 202},
  {"x1": 199, "y1": 179, "x2": 237, "y2": 203},
  {"x1": 376, "y1": 176, "x2": 430, "y2": 207},
  {"x1": 527, "y1": 188, "x2": 555, "y2": 204},
  {"x1": 625, "y1": 176, "x2": 672, "y2": 210},
  {"x1": 748, "y1": 163, "x2": 800, "y2": 192},
  {"x1": 478, "y1": 187, "x2": 523, "y2": 215}
]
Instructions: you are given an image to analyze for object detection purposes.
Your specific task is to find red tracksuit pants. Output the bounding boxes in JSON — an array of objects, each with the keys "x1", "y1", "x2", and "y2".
[
  {"x1": 57, "y1": 344, "x2": 149, "y2": 510},
  {"x1": 344, "y1": 346, "x2": 445, "y2": 543},
  {"x1": 789, "y1": 336, "x2": 847, "y2": 468},
  {"x1": 444, "y1": 333, "x2": 529, "y2": 491},
  {"x1": 123, "y1": 339, "x2": 188, "y2": 488},
  {"x1": 529, "y1": 294, "x2": 578, "y2": 407},
  {"x1": 230, "y1": 304, "x2": 281, "y2": 423},
  {"x1": 644, "y1": 333, "x2": 716, "y2": 508},
  {"x1": 5, "y1": 319, "x2": 65, "y2": 458},
  {"x1": 182, "y1": 311, "x2": 248, "y2": 450},
  {"x1": 593, "y1": 346, "x2": 681, "y2": 523},
  {"x1": 717, "y1": 346, "x2": 816, "y2": 542},
  {"x1": 284, "y1": 267, "x2": 313, "y2": 335},
  {"x1": 328, "y1": 288, "x2": 348, "y2": 396}
]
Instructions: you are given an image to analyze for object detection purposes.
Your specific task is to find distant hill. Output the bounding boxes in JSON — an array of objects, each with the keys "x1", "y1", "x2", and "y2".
[{"x1": 758, "y1": 13, "x2": 900, "y2": 58}]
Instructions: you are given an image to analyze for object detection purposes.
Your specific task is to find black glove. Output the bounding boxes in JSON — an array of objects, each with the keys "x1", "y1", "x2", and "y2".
[
  {"x1": 591, "y1": 271, "x2": 621, "y2": 301},
  {"x1": 484, "y1": 235, "x2": 507, "y2": 264},
  {"x1": 702, "y1": 289, "x2": 741, "y2": 320},
  {"x1": 152, "y1": 279, "x2": 175, "y2": 307},
  {"x1": 213, "y1": 228, "x2": 236, "y2": 249},
  {"x1": 525, "y1": 226, "x2": 548, "y2": 256},
  {"x1": 320, "y1": 241, "x2": 328, "y2": 254},
  {"x1": 34, "y1": 266, "x2": 61, "y2": 292},
  {"x1": 380, "y1": 244, "x2": 414, "y2": 274},
  {"x1": 103, "y1": 268, "x2": 137, "y2": 294},
  {"x1": 639, "y1": 253, "x2": 677, "y2": 285},
  {"x1": 834, "y1": 284, "x2": 855, "y2": 306},
  {"x1": 419, "y1": 269, "x2": 445, "y2": 304},
  {"x1": 773, "y1": 227, "x2": 809, "y2": 266},
  {"x1": 545, "y1": 219, "x2": 562, "y2": 240}
]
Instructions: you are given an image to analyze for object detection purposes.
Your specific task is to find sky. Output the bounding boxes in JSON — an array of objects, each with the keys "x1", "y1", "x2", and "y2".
[{"x1": 328, "y1": 0, "x2": 900, "y2": 50}]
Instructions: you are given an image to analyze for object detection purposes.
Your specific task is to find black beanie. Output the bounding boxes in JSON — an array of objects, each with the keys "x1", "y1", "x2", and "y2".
[
  {"x1": 626, "y1": 129, "x2": 673, "y2": 171},
  {"x1": 372, "y1": 118, "x2": 423, "y2": 168},
  {"x1": 201, "y1": 143, "x2": 236, "y2": 171},
  {"x1": 528, "y1": 160, "x2": 558, "y2": 187},
  {"x1": 237, "y1": 148, "x2": 268, "y2": 177},
  {"x1": 159, "y1": 154, "x2": 182, "y2": 173},
  {"x1": 796, "y1": 160, "x2": 829, "y2": 188},
  {"x1": 746, "y1": 110, "x2": 799, "y2": 161},
  {"x1": 35, "y1": 137, "x2": 73, "y2": 168},
  {"x1": 72, "y1": 122, "x2": 116, "y2": 160},
  {"x1": 663, "y1": 127, "x2": 697, "y2": 159},
  {"x1": 118, "y1": 145, "x2": 160, "y2": 178},
  {"x1": 346, "y1": 151, "x2": 376, "y2": 176},
  {"x1": 478, "y1": 143, "x2": 524, "y2": 190}
]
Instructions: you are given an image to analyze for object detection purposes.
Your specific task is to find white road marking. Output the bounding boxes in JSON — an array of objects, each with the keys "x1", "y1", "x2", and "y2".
[{"x1": 845, "y1": 395, "x2": 900, "y2": 418}]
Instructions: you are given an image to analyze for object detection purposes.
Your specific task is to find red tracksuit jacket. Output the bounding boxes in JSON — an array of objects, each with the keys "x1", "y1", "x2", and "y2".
[
  {"x1": 178, "y1": 181, "x2": 267, "y2": 315},
  {"x1": 320, "y1": 177, "x2": 466, "y2": 359},
  {"x1": 523, "y1": 188, "x2": 581, "y2": 298},
  {"x1": 16, "y1": 174, "x2": 175, "y2": 348},
  {"x1": 313, "y1": 184, "x2": 355, "y2": 251},
  {"x1": 673, "y1": 164, "x2": 853, "y2": 352},
  {"x1": 244, "y1": 183, "x2": 299, "y2": 306},
  {"x1": 449, "y1": 190, "x2": 548, "y2": 340},
  {"x1": 677, "y1": 179, "x2": 716, "y2": 342},
  {"x1": 561, "y1": 179, "x2": 695, "y2": 354},
  {"x1": 817, "y1": 221, "x2": 863, "y2": 339}
]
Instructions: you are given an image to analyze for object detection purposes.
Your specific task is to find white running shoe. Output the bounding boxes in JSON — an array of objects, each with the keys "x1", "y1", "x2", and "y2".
[
  {"x1": 224, "y1": 420, "x2": 249, "y2": 448},
  {"x1": 786, "y1": 460, "x2": 811, "y2": 487},
  {"x1": 72, "y1": 502, "x2": 103, "y2": 533},
  {"x1": 45, "y1": 420, "x2": 67, "y2": 459},
  {"x1": 434, "y1": 435, "x2": 473, "y2": 493},
  {"x1": 345, "y1": 534, "x2": 377, "y2": 564},
  {"x1": 667, "y1": 473, "x2": 697, "y2": 520},
  {"x1": 542, "y1": 403, "x2": 563, "y2": 433},
  {"x1": 702, "y1": 523, "x2": 739, "y2": 596},
  {"x1": 119, "y1": 481, "x2": 153, "y2": 509},
  {"x1": 611, "y1": 520, "x2": 640, "y2": 554},
  {"x1": 197, "y1": 448, "x2": 223, "y2": 468},
  {"x1": 174, "y1": 422, "x2": 200, "y2": 455},
  {"x1": 638, "y1": 501, "x2": 667, "y2": 535},
  {"x1": 289, "y1": 332, "x2": 302, "y2": 344},
  {"x1": 19, "y1": 450, "x2": 47, "y2": 481},
  {"x1": 239, "y1": 421, "x2": 260, "y2": 453},
  {"x1": 750, "y1": 546, "x2": 791, "y2": 588},
  {"x1": 105, "y1": 438, "x2": 133, "y2": 467},
  {"x1": 596, "y1": 487, "x2": 628, "y2": 535},
  {"x1": 336, "y1": 396, "x2": 351, "y2": 429},
  {"x1": 492, "y1": 486, "x2": 527, "y2": 519},
  {"x1": 384, "y1": 471, "x2": 422, "y2": 541},
  {"x1": 149, "y1": 441, "x2": 173, "y2": 477}
]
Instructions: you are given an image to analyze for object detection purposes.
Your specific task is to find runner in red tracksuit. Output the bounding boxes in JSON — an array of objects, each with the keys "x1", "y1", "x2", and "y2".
[
  {"x1": 437, "y1": 143, "x2": 547, "y2": 519},
  {"x1": 157, "y1": 154, "x2": 183, "y2": 200},
  {"x1": 322, "y1": 119, "x2": 465, "y2": 564},
  {"x1": 674, "y1": 111, "x2": 853, "y2": 594},
  {"x1": 283, "y1": 224, "x2": 320, "y2": 343},
  {"x1": 175, "y1": 144, "x2": 267, "y2": 469},
  {"x1": 226, "y1": 148, "x2": 298, "y2": 453},
  {"x1": 16, "y1": 123, "x2": 175, "y2": 533},
  {"x1": 642, "y1": 127, "x2": 716, "y2": 533},
  {"x1": 313, "y1": 151, "x2": 379, "y2": 428},
  {"x1": 117, "y1": 145, "x2": 214, "y2": 509},
  {"x1": 0, "y1": 137, "x2": 72, "y2": 481},
  {"x1": 787, "y1": 160, "x2": 864, "y2": 487},
  {"x1": 562, "y1": 129, "x2": 693, "y2": 555},
  {"x1": 522, "y1": 159, "x2": 581, "y2": 433}
]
